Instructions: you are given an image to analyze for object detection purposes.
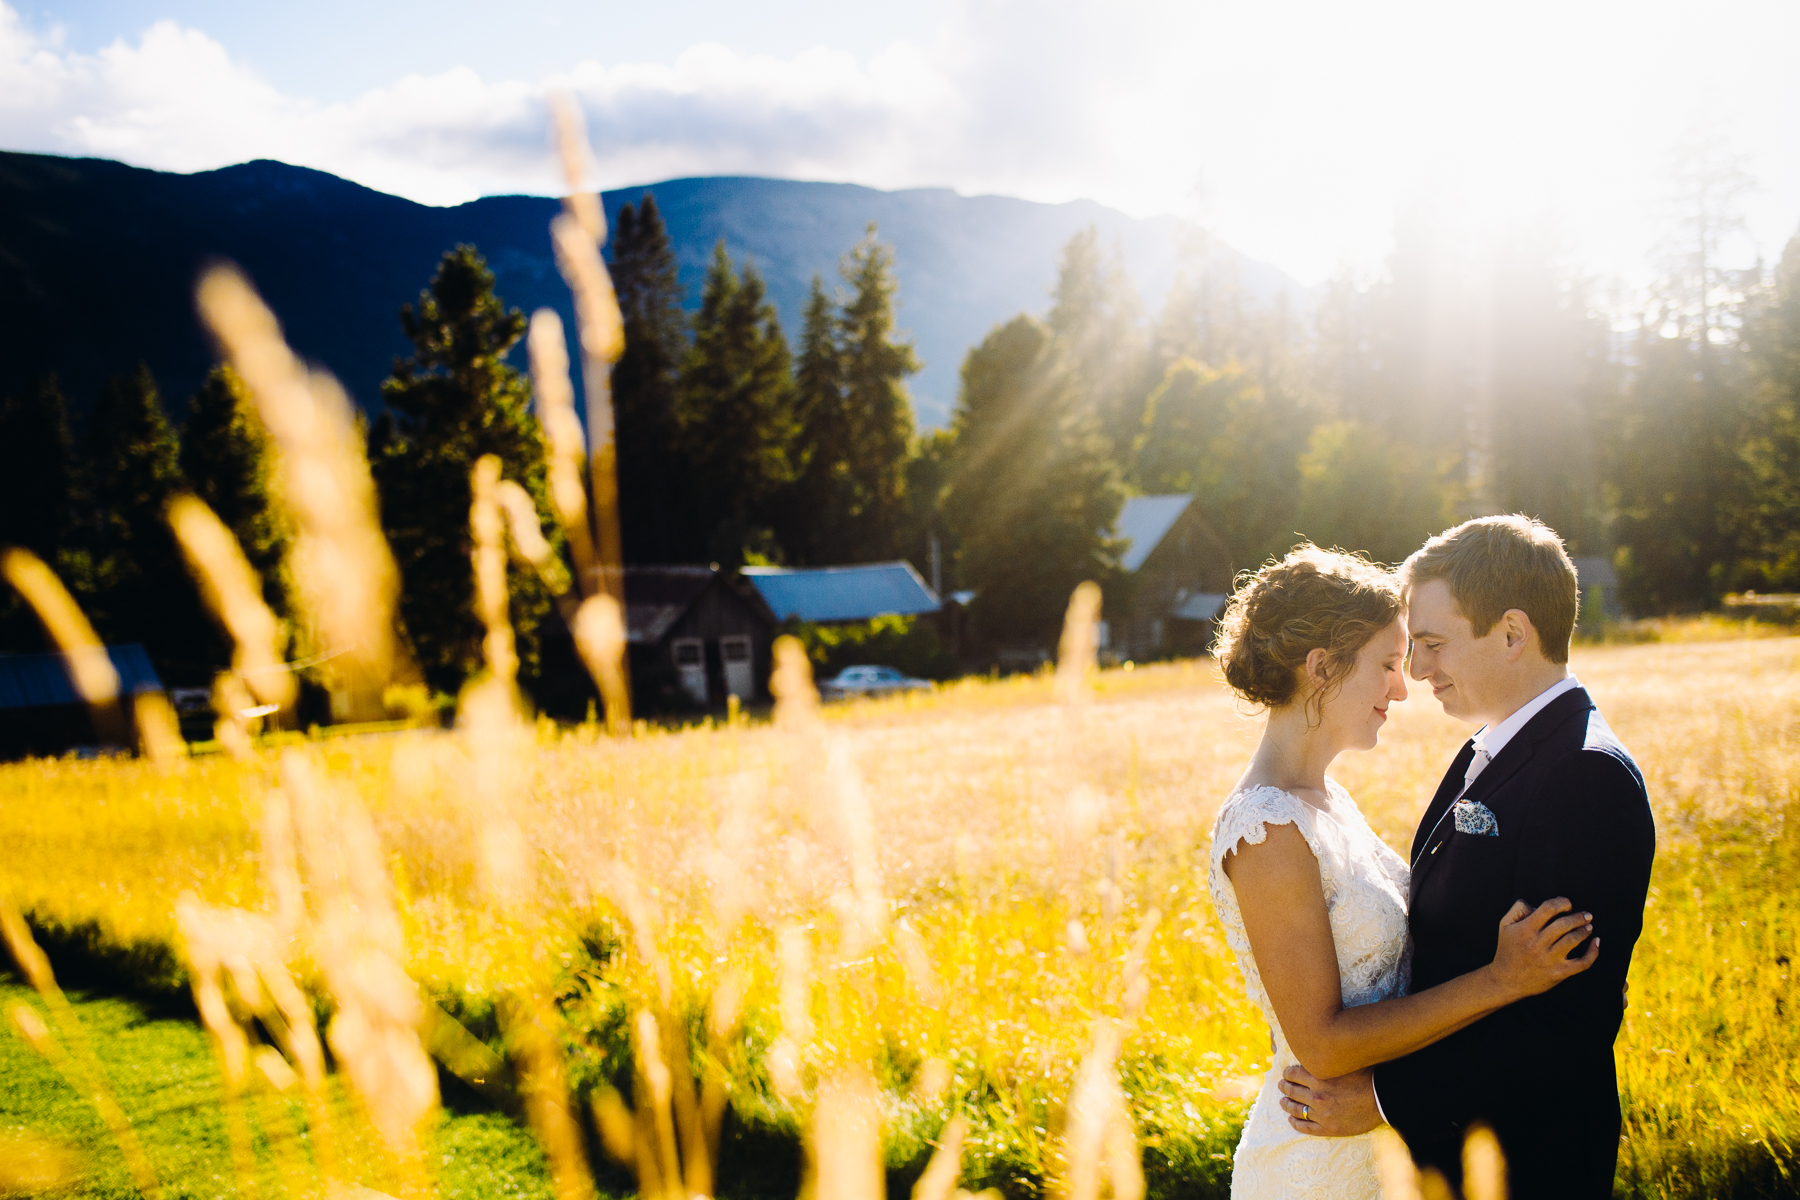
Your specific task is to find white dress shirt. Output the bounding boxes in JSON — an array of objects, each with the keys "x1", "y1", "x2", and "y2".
[{"x1": 1369, "y1": 673, "x2": 1583, "y2": 1125}]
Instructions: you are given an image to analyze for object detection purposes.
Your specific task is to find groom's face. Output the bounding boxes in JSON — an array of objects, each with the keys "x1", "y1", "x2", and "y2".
[{"x1": 1405, "y1": 579, "x2": 1511, "y2": 725}]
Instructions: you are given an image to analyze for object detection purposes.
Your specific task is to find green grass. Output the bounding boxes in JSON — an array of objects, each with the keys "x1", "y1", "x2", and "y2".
[{"x1": 0, "y1": 977, "x2": 558, "y2": 1200}]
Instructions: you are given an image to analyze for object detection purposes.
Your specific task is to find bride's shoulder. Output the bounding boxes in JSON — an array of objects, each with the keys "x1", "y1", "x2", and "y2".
[{"x1": 1212, "y1": 783, "x2": 1312, "y2": 838}]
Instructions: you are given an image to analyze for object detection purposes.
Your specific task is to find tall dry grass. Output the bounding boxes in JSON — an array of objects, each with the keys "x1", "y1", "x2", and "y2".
[{"x1": 4, "y1": 637, "x2": 1798, "y2": 1198}]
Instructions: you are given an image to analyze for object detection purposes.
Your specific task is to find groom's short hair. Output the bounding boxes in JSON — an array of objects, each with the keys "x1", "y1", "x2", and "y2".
[{"x1": 1401, "y1": 515, "x2": 1579, "y2": 663}]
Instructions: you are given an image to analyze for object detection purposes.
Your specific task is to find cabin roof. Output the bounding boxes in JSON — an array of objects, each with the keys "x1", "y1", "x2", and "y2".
[
  {"x1": 1116, "y1": 494, "x2": 1194, "y2": 572},
  {"x1": 0, "y1": 644, "x2": 163, "y2": 710},
  {"x1": 617, "y1": 565, "x2": 773, "y2": 644},
  {"x1": 1570, "y1": 556, "x2": 1620, "y2": 589},
  {"x1": 741, "y1": 561, "x2": 940, "y2": 623},
  {"x1": 1172, "y1": 592, "x2": 1230, "y2": 621}
]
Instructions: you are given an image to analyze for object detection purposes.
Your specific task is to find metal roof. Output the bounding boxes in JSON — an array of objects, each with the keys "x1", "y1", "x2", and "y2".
[
  {"x1": 1172, "y1": 592, "x2": 1229, "y2": 621},
  {"x1": 741, "y1": 561, "x2": 941, "y2": 623},
  {"x1": 620, "y1": 565, "x2": 721, "y2": 644},
  {"x1": 1570, "y1": 556, "x2": 1620, "y2": 589},
  {"x1": 0, "y1": 644, "x2": 163, "y2": 710},
  {"x1": 1116, "y1": 494, "x2": 1193, "y2": 572}
]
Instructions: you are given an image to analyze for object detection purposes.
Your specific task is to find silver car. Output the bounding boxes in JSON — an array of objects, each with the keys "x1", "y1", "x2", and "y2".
[{"x1": 819, "y1": 665, "x2": 933, "y2": 701}]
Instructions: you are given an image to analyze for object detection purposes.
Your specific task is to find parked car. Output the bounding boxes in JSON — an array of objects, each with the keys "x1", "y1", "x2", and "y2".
[{"x1": 819, "y1": 665, "x2": 933, "y2": 701}]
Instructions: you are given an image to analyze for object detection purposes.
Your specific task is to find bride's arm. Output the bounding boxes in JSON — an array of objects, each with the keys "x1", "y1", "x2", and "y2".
[{"x1": 1223, "y1": 824, "x2": 1598, "y2": 1079}]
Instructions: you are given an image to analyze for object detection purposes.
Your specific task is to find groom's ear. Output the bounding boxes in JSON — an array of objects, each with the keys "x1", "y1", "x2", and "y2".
[{"x1": 1501, "y1": 608, "x2": 1536, "y2": 661}]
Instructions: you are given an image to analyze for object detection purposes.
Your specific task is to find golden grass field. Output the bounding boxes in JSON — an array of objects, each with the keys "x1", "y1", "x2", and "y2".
[{"x1": 5, "y1": 634, "x2": 1799, "y2": 1199}]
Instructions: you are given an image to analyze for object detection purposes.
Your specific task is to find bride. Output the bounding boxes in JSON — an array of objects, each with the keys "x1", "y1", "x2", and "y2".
[{"x1": 1206, "y1": 546, "x2": 1597, "y2": 1198}]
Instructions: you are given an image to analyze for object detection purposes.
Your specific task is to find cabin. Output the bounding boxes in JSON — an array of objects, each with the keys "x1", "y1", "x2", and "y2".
[
  {"x1": 1570, "y1": 556, "x2": 1624, "y2": 621},
  {"x1": 0, "y1": 644, "x2": 164, "y2": 759},
  {"x1": 740, "y1": 562, "x2": 942, "y2": 624},
  {"x1": 1114, "y1": 495, "x2": 1233, "y2": 660},
  {"x1": 621, "y1": 566, "x2": 778, "y2": 710}
]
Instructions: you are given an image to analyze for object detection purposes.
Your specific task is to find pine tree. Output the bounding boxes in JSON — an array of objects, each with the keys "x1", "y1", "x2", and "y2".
[
  {"x1": 1736, "y1": 228, "x2": 1800, "y2": 589},
  {"x1": 610, "y1": 193, "x2": 691, "y2": 562},
  {"x1": 673, "y1": 243, "x2": 798, "y2": 564},
  {"x1": 781, "y1": 275, "x2": 846, "y2": 563},
  {"x1": 0, "y1": 375, "x2": 77, "y2": 561},
  {"x1": 943, "y1": 315, "x2": 1123, "y2": 647},
  {"x1": 1047, "y1": 227, "x2": 1150, "y2": 457},
  {"x1": 0, "y1": 376, "x2": 81, "y2": 651},
  {"x1": 372, "y1": 245, "x2": 560, "y2": 697},
  {"x1": 180, "y1": 365, "x2": 291, "y2": 617},
  {"x1": 831, "y1": 226, "x2": 919, "y2": 561},
  {"x1": 87, "y1": 364, "x2": 216, "y2": 676}
]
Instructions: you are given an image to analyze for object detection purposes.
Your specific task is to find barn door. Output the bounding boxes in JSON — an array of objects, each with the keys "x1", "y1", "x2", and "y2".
[
  {"x1": 671, "y1": 638, "x2": 708, "y2": 706},
  {"x1": 720, "y1": 635, "x2": 754, "y2": 701}
]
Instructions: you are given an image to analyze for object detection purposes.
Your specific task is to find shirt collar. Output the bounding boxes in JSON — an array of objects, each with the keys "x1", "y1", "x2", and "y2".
[{"x1": 1472, "y1": 674, "x2": 1583, "y2": 760}]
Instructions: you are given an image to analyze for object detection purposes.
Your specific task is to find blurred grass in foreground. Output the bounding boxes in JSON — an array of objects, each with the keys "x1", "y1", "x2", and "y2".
[{"x1": 3, "y1": 637, "x2": 1798, "y2": 1199}]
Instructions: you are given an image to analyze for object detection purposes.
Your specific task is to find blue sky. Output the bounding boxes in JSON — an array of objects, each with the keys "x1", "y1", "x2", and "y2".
[
  {"x1": 5, "y1": 0, "x2": 1798, "y2": 288},
  {"x1": 26, "y1": 1, "x2": 946, "y2": 100}
]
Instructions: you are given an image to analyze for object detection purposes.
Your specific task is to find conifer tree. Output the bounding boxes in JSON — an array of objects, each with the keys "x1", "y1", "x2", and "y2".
[
  {"x1": 610, "y1": 193, "x2": 691, "y2": 562},
  {"x1": 0, "y1": 375, "x2": 77, "y2": 562},
  {"x1": 87, "y1": 364, "x2": 216, "y2": 675},
  {"x1": 1737, "y1": 228, "x2": 1800, "y2": 590},
  {"x1": 181, "y1": 365, "x2": 291, "y2": 617},
  {"x1": 673, "y1": 243, "x2": 798, "y2": 563},
  {"x1": 0, "y1": 376, "x2": 81, "y2": 651},
  {"x1": 830, "y1": 226, "x2": 920, "y2": 562},
  {"x1": 1047, "y1": 227, "x2": 1150, "y2": 456},
  {"x1": 782, "y1": 274, "x2": 846, "y2": 563},
  {"x1": 372, "y1": 245, "x2": 560, "y2": 697},
  {"x1": 943, "y1": 316, "x2": 1123, "y2": 647}
]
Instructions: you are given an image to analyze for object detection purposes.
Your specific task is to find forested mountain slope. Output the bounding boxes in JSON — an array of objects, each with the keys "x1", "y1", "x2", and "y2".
[{"x1": 0, "y1": 150, "x2": 1297, "y2": 426}]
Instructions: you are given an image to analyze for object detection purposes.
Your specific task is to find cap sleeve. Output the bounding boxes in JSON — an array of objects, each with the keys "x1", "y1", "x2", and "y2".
[{"x1": 1209, "y1": 785, "x2": 1323, "y2": 874}]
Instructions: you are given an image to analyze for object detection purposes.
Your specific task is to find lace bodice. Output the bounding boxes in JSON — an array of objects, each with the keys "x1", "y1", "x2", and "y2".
[{"x1": 1206, "y1": 781, "x2": 1412, "y2": 1199}]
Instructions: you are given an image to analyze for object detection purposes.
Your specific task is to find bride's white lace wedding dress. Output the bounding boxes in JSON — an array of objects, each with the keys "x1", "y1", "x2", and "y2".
[{"x1": 1207, "y1": 780, "x2": 1412, "y2": 1199}]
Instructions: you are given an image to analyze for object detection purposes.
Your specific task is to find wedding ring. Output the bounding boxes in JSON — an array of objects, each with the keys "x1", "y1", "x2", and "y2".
[{"x1": 1301, "y1": 1104, "x2": 1311, "y2": 1120}]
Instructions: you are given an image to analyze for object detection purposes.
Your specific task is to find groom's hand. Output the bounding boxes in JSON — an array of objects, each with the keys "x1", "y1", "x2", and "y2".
[{"x1": 1278, "y1": 1065, "x2": 1382, "y2": 1137}]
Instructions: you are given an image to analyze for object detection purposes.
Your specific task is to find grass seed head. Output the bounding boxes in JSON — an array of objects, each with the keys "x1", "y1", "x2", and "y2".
[
  {"x1": 167, "y1": 492, "x2": 296, "y2": 712},
  {"x1": 197, "y1": 264, "x2": 406, "y2": 720}
]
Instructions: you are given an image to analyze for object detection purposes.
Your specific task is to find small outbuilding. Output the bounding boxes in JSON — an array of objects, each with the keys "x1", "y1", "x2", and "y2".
[
  {"x1": 1570, "y1": 556, "x2": 1624, "y2": 621},
  {"x1": 620, "y1": 566, "x2": 777, "y2": 710},
  {"x1": 1114, "y1": 494, "x2": 1233, "y2": 660},
  {"x1": 0, "y1": 643, "x2": 164, "y2": 759}
]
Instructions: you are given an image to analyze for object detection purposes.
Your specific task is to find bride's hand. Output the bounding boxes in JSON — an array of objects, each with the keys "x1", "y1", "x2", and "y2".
[{"x1": 1489, "y1": 897, "x2": 1599, "y2": 999}]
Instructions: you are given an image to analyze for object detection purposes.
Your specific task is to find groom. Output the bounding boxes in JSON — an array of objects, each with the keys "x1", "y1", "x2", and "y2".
[{"x1": 1276, "y1": 516, "x2": 1655, "y2": 1198}]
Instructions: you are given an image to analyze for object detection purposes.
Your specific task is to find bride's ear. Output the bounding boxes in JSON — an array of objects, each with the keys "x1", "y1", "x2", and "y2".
[{"x1": 1302, "y1": 646, "x2": 1332, "y2": 693}]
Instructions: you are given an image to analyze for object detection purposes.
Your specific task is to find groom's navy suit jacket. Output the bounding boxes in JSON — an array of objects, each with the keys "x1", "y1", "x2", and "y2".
[{"x1": 1372, "y1": 687, "x2": 1654, "y2": 1199}]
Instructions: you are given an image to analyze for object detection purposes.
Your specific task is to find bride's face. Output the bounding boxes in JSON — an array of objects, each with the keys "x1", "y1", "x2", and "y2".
[{"x1": 1323, "y1": 617, "x2": 1410, "y2": 751}]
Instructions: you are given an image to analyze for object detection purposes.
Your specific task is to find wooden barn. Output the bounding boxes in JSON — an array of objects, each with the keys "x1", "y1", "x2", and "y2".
[
  {"x1": 0, "y1": 644, "x2": 163, "y2": 759},
  {"x1": 619, "y1": 566, "x2": 778, "y2": 710},
  {"x1": 1114, "y1": 495, "x2": 1233, "y2": 660}
]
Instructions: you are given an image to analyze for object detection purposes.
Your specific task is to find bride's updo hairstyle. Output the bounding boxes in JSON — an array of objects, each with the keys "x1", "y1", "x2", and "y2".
[{"x1": 1212, "y1": 544, "x2": 1402, "y2": 714}]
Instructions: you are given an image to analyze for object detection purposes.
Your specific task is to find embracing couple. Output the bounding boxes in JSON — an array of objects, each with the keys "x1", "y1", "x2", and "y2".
[{"x1": 1205, "y1": 515, "x2": 1656, "y2": 1199}]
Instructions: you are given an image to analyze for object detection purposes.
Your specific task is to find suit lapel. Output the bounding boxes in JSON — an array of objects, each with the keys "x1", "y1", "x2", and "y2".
[
  {"x1": 1413, "y1": 741, "x2": 1475, "y2": 861},
  {"x1": 1409, "y1": 689, "x2": 1596, "y2": 900},
  {"x1": 1460, "y1": 689, "x2": 1594, "y2": 809},
  {"x1": 1409, "y1": 741, "x2": 1475, "y2": 900}
]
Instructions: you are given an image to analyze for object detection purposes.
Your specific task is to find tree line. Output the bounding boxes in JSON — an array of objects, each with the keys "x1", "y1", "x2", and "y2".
[{"x1": 4, "y1": 143, "x2": 1798, "y2": 712}]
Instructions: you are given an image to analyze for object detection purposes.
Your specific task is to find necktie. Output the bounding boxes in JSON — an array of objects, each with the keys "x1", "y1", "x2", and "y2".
[{"x1": 1461, "y1": 745, "x2": 1492, "y2": 797}]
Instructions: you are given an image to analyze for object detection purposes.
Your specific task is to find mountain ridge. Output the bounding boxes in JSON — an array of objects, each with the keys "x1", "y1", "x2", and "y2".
[{"x1": 0, "y1": 150, "x2": 1301, "y2": 427}]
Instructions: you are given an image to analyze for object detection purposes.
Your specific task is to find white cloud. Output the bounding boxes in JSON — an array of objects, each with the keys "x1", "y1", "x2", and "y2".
[{"x1": 2, "y1": 0, "x2": 1797, "y2": 285}]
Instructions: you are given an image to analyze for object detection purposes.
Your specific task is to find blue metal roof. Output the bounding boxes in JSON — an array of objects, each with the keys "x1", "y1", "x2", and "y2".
[
  {"x1": 742, "y1": 562, "x2": 941, "y2": 623},
  {"x1": 0, "y1": 644, "x2": 163, "y2": 710},
  {"x1": 1116, "y1": 494, "x2": 1193, "y2": 572}
]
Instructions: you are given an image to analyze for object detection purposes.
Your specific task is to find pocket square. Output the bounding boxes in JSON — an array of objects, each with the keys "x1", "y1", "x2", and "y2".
[{"x1": 1453, "y1": 799, "x2": 1499, "y2": 836}]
